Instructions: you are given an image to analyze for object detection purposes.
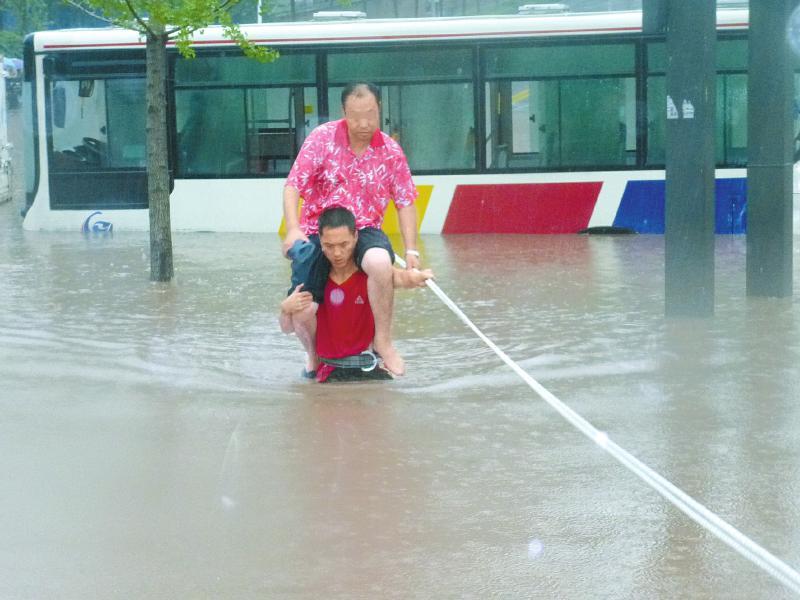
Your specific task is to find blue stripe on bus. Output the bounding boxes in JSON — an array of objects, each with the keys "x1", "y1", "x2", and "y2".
[{"x1": 613, "y1": 178, "x2": 747, "y2": 234}]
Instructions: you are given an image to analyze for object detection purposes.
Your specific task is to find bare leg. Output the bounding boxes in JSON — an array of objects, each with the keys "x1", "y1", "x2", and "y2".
[
  {"x1": 361, "y1": 248, "x2": 404, "y2": 375},
  {"x1": 279, "y1": 311, "x2": 295, "y2": 334},
  {"x1": 291, "y1": 302, "x2": 319, "y2": 372}
]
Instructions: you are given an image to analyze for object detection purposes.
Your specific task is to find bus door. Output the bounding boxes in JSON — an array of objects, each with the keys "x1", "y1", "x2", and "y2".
[
  {"x1": 44, "y1": 54, "x2": 147, "y2": 210},
  {"x1": 244, "y1": 86, "x2": 317, "y2": 175},
  {"x1": 486, "y1": 80, "x2": 553, "y2": 169}
]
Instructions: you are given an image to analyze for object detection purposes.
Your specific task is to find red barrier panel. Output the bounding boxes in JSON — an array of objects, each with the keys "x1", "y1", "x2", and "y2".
[{"x1": 442, "y1": 182, "x2": 602, "y2": 234}]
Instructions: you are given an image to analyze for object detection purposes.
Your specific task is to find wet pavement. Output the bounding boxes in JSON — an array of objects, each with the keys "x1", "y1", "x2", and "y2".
[{"x1": 3, "y1": 127, "x2": 800, "y2": 597}]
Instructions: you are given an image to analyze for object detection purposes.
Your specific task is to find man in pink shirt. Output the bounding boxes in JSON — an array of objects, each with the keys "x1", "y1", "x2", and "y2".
[{"x1": 281, "y1": 82, "x2": 420, "y2": 376}]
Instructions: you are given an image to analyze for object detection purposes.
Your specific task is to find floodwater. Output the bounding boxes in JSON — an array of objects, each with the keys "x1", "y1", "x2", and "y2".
[{"x1": 3, "y1": 151, "x2": 800, "y2": 598}]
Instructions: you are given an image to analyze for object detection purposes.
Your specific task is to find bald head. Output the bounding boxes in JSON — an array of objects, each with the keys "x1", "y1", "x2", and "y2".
[{"x1": 341, "y1": 82, "x2": 381, "y2": 107}]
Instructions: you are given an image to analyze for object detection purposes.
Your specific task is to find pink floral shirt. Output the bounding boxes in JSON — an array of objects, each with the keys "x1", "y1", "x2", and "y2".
[{"x1": 285, "y1": 119, "x2": 418, "y2": 235}]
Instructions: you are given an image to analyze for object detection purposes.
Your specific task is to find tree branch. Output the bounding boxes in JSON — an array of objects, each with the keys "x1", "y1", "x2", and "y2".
[
  {"x1": 165, "y1": 22, "x2": 201, "y2": 37},
  {"x1": 122, "y1": 0, "x2": 156, "y2": 37},
  {"x1": 165, "y1": 0, "x2": 238, "y2": 40},
  {"x1": 61, "y1": 0, "x2": 117, "y2": 26},
  {"x1": 211, "y1": 0, "x2": 241, "y2": 24}
]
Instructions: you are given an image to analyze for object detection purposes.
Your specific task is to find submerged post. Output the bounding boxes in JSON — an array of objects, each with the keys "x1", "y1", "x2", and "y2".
[
  {"x1": 642, "y1": 0, "x2": 666, "y2": 35},
  {"x1": 664, "y1": 1, "x2": 716, "y2": 317},
  {"x1": 746, "y1": 1, "x2": 795, "y2": 298}
]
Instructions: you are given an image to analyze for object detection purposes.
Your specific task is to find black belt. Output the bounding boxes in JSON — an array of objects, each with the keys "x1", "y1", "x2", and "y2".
[{"x1": 320, "y1": 350, "x2": 379, "y2": 371}]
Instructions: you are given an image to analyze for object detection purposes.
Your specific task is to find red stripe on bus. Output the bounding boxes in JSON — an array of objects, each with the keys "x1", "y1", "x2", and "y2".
[
  {"x1": 442, "y1": 182, "x2": 602, "y2": 234},
  {"x1": 43, "y1": 42, "x2": 145, "y2": 49}
]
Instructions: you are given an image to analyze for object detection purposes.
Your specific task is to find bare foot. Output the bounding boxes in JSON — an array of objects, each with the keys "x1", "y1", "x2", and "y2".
[
  {"x1": 303, "y1": 348, "x2": 319, "y2": 374},
  {"x1": 375, "y1": 344, "x2": 405, "y2": 376}
]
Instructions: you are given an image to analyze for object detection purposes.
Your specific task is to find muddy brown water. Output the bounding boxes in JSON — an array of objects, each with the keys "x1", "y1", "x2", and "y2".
[{"x1": 3, "y1": 112, "x2": 800, "y2": 599}]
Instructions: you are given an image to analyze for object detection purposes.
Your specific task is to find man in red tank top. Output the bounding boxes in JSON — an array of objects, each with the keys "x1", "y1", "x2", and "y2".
[
  {"x1": 281, "y1": 207, "x2": 433, "y2": 382},
  {"x1": 316, "y1": 269, "x2": 373, "y2": 363}
]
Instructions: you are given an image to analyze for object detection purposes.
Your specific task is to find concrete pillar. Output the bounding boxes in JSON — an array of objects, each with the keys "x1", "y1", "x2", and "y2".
[
  {"x1": 746, "y1": 1, "x2": 795, "y2": 298},
  {"x1": 664, "y1": 1, "x2": 716, "y2": 317},
  {"x1": 642, "y1": 0, "x2": 666, "y2": 35}
]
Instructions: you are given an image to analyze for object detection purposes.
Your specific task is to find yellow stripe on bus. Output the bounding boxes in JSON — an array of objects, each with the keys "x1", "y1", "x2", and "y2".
[{"x1": 381, "y1": 185, "x2": 432, "y2": 235}]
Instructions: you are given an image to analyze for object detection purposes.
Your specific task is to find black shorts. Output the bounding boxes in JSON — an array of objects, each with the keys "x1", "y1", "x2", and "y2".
[{"x1": 287, "y1": 227, "x2": 394, "y2": 304}]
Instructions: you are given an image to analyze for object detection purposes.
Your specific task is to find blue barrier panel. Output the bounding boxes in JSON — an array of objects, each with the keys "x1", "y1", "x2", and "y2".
[
  {"x1": 613, "y1": 178, "x2": 747, "y2": 234},
  {"x1": 715, "y1": 178, "x2": 747, "y2": 234},
  {"x1": 613, "y1": 180, "x2": 665, "y2": 233}
]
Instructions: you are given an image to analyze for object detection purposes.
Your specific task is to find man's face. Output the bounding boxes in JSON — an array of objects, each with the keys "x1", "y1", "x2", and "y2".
[
  {"x1": 343, "y1": 93, "x2": 380, "y2": 145},
  {"x1": 320, "y1": 225, "x2": 357, "y2": 270}
]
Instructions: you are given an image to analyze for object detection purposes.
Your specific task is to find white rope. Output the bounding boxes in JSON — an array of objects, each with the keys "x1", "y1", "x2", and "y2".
[{"x1": 398, "y1": 257, "x2": 800, "y2": 595}]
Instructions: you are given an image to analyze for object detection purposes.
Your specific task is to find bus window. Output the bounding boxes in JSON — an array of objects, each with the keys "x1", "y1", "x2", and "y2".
[
  {"x1": 107, "y1": 79, "x2": 146, "y2": 167},
  {"x1": 329, "y1": 82, "x2": 475, "y2": 172},
  {"x1": 49, "y1": 79, "x2": 106, "y2": 170},
  {"x1": 796, "y1": 74, "x2": 800, "y2": 163},
  {"x1": 719, "y1": 74, "x2": 747, "y2": 167},
  {"x1": 52, "y1": 86, "x2": 66, "y2": 128},
  {"x1": 245, "y1": 86, "x2": 318, "y2": 175},
  {"x1": 23, "y1": 80, "x2": 36, "y2": 203},
  {"x1": 646, "y1": 38, "x2": 749, "y2": 167},
  {"x1": 645, "y1": 75, "x2": 665, "y2": 165},
  {"x1": 647, "y1": 76, "x2": 746, "y2": 166},
  {"x1": 43, "y1": 51, "x2": 147, "y2": 210},
  {"x1": 484, "y1": 43, "x2": 636, "y2": 170},
  {"x1": 174, "y1": 52, "x2": 316, "y2": 177},
  {"x1": 328, "y1": 48, "x2": 475, "y2": 172},
  {"x1": 49, "y1": 78, "x2": 145, "y2": 172},
  {"x1": 175, "y1": 88, "x2": 247, "y2": 176}
]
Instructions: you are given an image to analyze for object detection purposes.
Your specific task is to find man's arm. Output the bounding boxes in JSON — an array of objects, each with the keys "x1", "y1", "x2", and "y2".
[
  {"x1": 279, "y1": 284, "x2": 313, "y2": 333},
  {"x1": 392, "y1": 267, "x2": 433, "y2": 289},
  {"x1": 396, "y1": 203, "x2": 420, "y2": 269},
  {"x1": 282, "y1": 185, "x2": 308, "y2": 256}
]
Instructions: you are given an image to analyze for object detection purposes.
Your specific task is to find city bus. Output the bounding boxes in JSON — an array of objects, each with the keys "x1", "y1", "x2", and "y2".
[{"x1": 21, "y1": 6, "x2": 767, "y2": 234}]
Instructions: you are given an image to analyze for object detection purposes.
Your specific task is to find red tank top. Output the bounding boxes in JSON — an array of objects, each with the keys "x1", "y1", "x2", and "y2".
[{"x1": 316, "y1": 270, "x2": 374, "y2": 359}]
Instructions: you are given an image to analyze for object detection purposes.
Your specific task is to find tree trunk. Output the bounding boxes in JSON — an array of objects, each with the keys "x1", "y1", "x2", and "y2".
[{"x1": 146, "y1": 26, "x2": 173, "y2": 282}]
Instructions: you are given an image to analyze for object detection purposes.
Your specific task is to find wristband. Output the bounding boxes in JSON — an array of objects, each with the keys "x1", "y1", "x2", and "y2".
[{"x1": 405, "y1": 250, "x2": 420, "y2": 257}]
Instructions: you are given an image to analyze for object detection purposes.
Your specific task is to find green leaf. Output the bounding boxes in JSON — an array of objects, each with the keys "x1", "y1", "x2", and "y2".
[{"x1": 68, "y1": 0, "x2": 279, "y2": 62}]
